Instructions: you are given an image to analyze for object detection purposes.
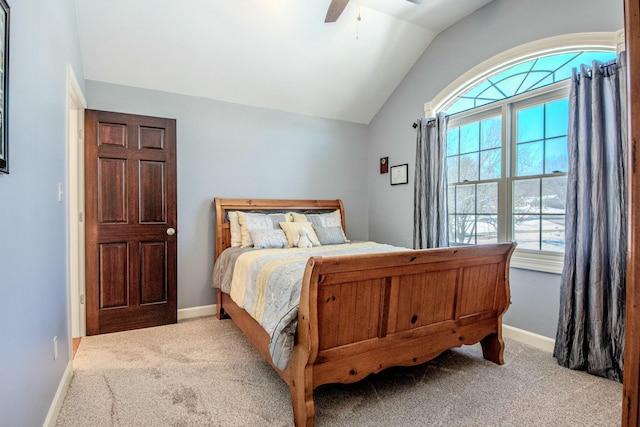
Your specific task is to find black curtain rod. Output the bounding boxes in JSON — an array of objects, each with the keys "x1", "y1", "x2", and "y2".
[{"x1": 412, "y1": 117, "x2": 437, "y2": 129}]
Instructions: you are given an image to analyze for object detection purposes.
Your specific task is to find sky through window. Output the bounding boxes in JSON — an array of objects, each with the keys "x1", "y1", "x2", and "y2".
[{"x1": 445, "y1": 51, "x2": 617, "y2": 116}]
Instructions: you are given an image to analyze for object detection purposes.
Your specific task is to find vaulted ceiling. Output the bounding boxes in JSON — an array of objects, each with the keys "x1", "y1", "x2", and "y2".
[{"x1": 75, "y1": 0, "x2": 493, "y2": 124}]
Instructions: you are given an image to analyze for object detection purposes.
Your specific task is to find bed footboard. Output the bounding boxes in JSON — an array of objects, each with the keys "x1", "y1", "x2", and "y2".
[
  {"x1": 218, "y1": 243, "x2": 514, "y2": 426},
  {"x1": 290, "y1": 242, "x2": 515, "y2": 425}
]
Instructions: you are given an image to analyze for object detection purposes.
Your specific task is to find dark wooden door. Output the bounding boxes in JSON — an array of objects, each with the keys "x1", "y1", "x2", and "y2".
[{"x1": 84, "y1": 110, "x2": 177, "y2": 335}]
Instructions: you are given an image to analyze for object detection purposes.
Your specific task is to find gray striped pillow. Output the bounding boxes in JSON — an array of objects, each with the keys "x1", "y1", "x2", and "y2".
[{"x1": 313, "y1": 226, "x2": 347, "y2": 245}]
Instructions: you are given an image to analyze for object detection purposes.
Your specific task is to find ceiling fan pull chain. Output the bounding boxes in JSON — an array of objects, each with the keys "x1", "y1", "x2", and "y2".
[{"x1": 356, "y1": 2, "x2": 361, "y2": 40}]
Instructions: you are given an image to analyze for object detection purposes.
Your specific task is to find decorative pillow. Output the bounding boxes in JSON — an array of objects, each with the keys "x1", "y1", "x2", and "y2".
[
  {"x1": 293, "y1": 210, "x2": 348, "y2": 242},
  {"x1": 291, "y1": 212, "x2": 310, "y2": 223},
  {"x1": 249, "y1": 229, "x2": 288, "y2": 249},
  {"x1": 237, "y1": 212, "x2": 291, "y2": 247},
  {"x1": 313, "y1": 226, "x2": 347, "y2": 245},
  {"x1": 228, "y1": 211, "x2": 242, "y2": 247},
  {"x1": 279, "y1": 222, "x2": 321, "y2": 247},
  {"x1": 292, "y1": 210, "x2": 342, "y2": 228}
]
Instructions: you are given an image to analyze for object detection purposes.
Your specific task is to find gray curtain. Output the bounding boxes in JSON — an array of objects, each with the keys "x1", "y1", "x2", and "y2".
[
  {"x1": 414, "y1": 113, "x2": 449, "y2": 249},
  {"x1": 554, "y1": 54, "x2": 628, "y2": 382}
]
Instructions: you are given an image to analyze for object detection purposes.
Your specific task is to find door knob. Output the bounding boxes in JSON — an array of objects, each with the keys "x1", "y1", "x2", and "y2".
[{"x1": 166, "y1": 227, "x2": 176, "y2": 236}]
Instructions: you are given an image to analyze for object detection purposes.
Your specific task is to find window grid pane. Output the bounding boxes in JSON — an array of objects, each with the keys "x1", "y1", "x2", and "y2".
[
  {"x1": 513, "y1": 215, "x2": 541, "y2": 251},
  {"x1": 448, "y1": 180, "x2": 498, "y2": 245},
  {"x1": 516, "y1": 99, "x2": 569, "y2": 178},
  {"x1": 516, "y1": 141, "x2": 544, "y2": 176},
  {"x1": 447, "y1": 116, "x2": 502, "y2": 184},
  {"x1": 459, "y1": 122, "x2": 479, "y2": 154},
  {"x1": 459, "y1": 153, "x2": 480, "y2": 182},
  {"x1": 541, "y1": 214, "x2": 566, "y2": 252},
  {"x1": 480, "y1": 149, "x2": 501, "y2": 180},
  {"x1": 511, "y1": 176, "x2": 567, "y2": 251}
]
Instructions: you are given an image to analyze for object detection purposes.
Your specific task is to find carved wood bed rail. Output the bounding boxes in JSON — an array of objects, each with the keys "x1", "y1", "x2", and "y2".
[{"x1": 213, "y1": 198, "x2": 515, "y2": 426}]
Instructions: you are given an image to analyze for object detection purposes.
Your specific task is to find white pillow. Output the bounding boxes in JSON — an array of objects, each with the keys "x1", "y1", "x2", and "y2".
[
  {"x1": 249, "y1": 229, "x2": 288, "y2": 249},
  {"x1": 237, "y1": 212, "x2": 291, "y2": 247},
  {"x1": 228, "y1": 211, "x2": 242, "y2": 247}
]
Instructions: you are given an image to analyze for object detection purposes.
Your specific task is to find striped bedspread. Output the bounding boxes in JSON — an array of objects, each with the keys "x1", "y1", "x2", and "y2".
[{"x1": 226, "y1": 242, "x2": 406, "y2": 369}]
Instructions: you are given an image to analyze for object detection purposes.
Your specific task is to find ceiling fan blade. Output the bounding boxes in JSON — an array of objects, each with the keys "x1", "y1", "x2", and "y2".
[
  {"x1": 325, "y1": 0, "x2": 350, "y2": 23},
  {"x1": 406, "y1": 0, "x2": 423, "y2": 3}
]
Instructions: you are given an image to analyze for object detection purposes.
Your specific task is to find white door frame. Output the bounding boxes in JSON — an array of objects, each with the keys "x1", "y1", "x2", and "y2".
[{"x1": 67, "y1": 65, "x2": 87, "y2": 339}]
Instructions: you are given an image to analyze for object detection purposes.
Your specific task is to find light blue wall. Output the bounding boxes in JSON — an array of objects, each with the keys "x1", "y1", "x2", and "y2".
[
  {"x1": 0, "y1": 0, "x2": 85, "y2": 425},
  {"x1": 85, "y1": 81, "x2": 369, "y2": 309},
  {"x1": 366, "y1": 0, "x2": 624, "y2": 338},
  {"x1": 508, "y1": 268, "x2": 561, "y2": 337}
]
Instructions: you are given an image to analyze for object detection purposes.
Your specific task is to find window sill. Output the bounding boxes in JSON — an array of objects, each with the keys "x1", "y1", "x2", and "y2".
[{"x1": 509, "y1": 249, "x2": 564, "y2": 275}]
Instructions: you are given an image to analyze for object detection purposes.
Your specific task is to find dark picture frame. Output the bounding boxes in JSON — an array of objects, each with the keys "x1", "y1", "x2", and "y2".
[
  {"x1": 379, "y1": 156, "x2": 388, "y2": 174},
  {"x1": 0, "y1": 0, "x2": 9, "y2": 174},
  {"x1": 390, "y1": 163, "x2": 408, "y2": 185}
]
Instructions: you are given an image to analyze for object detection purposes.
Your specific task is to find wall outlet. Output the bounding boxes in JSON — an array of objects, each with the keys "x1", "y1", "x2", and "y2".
[{"x1": 53, "y1": 336, "x2": 58, "y2": 361}]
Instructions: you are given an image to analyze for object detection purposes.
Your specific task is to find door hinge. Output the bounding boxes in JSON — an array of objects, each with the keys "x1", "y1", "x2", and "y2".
[{"x1": 80, "y1": 294, "x2": 85, "y2": 304}]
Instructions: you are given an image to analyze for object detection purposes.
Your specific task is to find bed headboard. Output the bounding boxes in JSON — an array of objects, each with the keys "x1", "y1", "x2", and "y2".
[{"x1": 213, "y1": 198, "x2": 346, "y2": 260}]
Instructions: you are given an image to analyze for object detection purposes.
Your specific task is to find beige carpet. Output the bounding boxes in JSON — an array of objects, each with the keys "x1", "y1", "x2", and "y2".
[{"x1": 56, "y1": 317, "x2": 622, "y2": 427}]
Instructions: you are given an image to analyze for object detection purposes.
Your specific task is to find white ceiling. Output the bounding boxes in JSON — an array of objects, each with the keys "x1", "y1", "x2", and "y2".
[{"x1": 75, "y1": 0, "x2": 492, "y2": 124}]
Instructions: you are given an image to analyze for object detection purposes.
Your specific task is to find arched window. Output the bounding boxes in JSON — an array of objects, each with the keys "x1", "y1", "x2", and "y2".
[
  {"x1": 428, "y1": 33, "x2": 621, "y2": 273},
  {"x1": 445, "y1": 51, "x2": 616, "y2": 115}
]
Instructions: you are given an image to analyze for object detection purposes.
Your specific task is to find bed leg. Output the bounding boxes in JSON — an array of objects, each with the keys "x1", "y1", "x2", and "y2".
[
  {"x1": 288, "y1": 374, "x2": 315, "y2": 427},
  {"x1": 480, "y1": 332, "x2": 505, "y2": 365},
  {"x1": 216, "y1": 289, "x2": 227, "y2": 319},
  {"x1": 217, "y1": 305, "x2": 226, "y2": 319}
]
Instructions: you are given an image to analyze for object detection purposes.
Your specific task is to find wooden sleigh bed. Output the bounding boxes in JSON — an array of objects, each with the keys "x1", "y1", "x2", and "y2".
[{"x1": 213, "y1": 198, "x2": 515, "y2": 426}]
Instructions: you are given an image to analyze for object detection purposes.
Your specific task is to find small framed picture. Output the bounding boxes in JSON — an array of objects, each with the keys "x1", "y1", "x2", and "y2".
[
  {"x1": 390, "y1": 164, "x2": 408, "y2": 185},
  {"x1": 380, "y1": 157, "x2": 388, "y2": 174}
]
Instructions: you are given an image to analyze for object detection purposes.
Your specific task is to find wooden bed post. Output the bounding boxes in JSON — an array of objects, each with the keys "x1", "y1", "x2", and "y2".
[
  {"x1": 288, "y1": 363, "x2": 315, "y2": 427},
  {"x1": 287, "y1": 257, "x2": 321, "y2": 426},
  {"x1": 216, "y1": 288, "x2": 226, "y2": 319},
  {"x1": 480, "y1": 332, "x2": 505, "y2": 365},
  {"x1": 480, "y1": 259, "x2": 511, "y2": 365}
]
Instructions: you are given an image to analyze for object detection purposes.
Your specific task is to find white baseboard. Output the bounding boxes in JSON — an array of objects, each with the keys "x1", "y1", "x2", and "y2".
[
  {"x1": 43, "y1": 360, "x2": 73, "y2": 427},
  {"x1": 177, "y1": 304, "x2": 217, "y2": 321},
  {"x1": 503, "y1": 324, "x2": 555, "y2": 353}
]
